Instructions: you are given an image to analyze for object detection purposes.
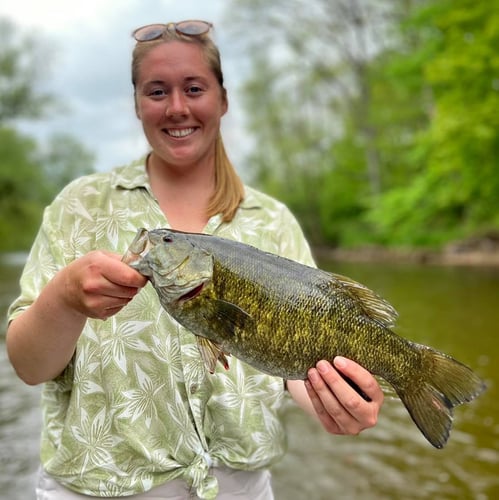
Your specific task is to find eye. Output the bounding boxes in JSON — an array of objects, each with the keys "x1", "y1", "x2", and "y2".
[
  {"x1": 187, "y1": 85, "x2": 203, "y2": 95},
  {"x1": 150, "y1": 89, "x2": 166, "y2": 97},
  {"x1": 163, "y1": 235, "x2": 173, "y2": 243}
]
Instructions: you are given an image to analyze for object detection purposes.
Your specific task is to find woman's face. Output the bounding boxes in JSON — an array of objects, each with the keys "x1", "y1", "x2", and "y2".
[{"x1": 134, "y1": 41, "x2": 227, "y2": 172}]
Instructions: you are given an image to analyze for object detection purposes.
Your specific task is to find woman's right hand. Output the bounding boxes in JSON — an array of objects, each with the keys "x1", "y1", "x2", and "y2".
[
  {"x1": 59, "y1": 250, "x2": 147, "y2": 320},
  {"x1": 6, "y1": 251, "x2": 147, "y2": 385}
]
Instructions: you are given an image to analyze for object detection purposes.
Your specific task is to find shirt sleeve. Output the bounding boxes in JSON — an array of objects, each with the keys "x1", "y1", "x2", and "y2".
[{"x1": 7, "y1": 192, "x2": 74, "y2": 323}]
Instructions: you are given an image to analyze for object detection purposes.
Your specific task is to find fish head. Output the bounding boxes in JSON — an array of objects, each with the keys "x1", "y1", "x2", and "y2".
[{"x1": 124, "y1": 228, "x2": 213, "y2": 304}]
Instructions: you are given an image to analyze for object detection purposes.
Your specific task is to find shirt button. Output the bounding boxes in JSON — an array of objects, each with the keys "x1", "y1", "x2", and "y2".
[{"x1": 190, "y1": 384, "x2": 198, "y2": 394}]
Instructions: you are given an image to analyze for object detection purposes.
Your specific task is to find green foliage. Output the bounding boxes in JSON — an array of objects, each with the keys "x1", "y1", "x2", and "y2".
[
  {"x1": 0, "y1": 17, "x2": 95, "y2": 252},
  {"x1": 39, "y1": 133, "x2": 95, "y2": 203},
  {"x1": 369, "y1": 0, "x2": 499, "y2": 246},
  {"x1": 0, "y1": 128, "x2": 46, "y2": 250},
  {"x1": 228, "y1": 0, "x2": 499, "y2": 248},
  {"x1": 0, "y1": 128, "x2": 96, "y2": 251},
  {"x1": 317, "y1": 120, "x2": 372, "y2": 246}
]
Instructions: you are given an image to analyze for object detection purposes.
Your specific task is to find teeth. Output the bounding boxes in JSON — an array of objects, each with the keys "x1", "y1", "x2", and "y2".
[{"x1": 167, "y1": 128, "x2": 195, "y2": 138}]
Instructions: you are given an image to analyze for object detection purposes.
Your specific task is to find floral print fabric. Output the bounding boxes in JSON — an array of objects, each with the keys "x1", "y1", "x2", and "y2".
[{"x1": 8, "y1": 160, "x2": 315, "y2": 498}]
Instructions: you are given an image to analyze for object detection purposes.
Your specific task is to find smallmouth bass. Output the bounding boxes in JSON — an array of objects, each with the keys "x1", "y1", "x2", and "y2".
[{"x1": 124, "y1": 228, "x2": 486, "y2": 448}]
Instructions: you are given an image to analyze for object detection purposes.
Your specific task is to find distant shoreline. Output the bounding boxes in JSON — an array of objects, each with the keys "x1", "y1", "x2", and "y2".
[
  {"x1": 314, "y1": 241, "x2": 499, "y2": 267},
  {"x1": 2, "y1": 235, "x2": 499, "y2": 268}
]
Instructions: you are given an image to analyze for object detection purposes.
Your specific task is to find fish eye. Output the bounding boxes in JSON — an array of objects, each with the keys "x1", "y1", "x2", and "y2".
[{"x1": 163, "y1": 235, "x2": 173, "y2": 243}]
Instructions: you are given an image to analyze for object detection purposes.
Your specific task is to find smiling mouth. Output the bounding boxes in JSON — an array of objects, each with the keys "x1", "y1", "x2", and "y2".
[{"x1": 165, "y1": 127, "x2": 196, "y2": 138}]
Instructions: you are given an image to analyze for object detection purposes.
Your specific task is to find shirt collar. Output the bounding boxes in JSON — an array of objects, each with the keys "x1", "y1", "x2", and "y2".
[
  {"x1": 110, "y1": 158, "x2": 150, "y2": 191},
  {"x1": 109, "y1": 157, "x2": 263, "y2": 212},
  {"x1": 239, "y1": 186, "x2": 262, "y2": 210}
]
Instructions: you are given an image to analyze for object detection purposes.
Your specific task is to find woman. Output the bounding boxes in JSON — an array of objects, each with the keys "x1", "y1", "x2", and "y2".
[{"x1": 7, "y1": 21, "x2": 383, "y2": 499}]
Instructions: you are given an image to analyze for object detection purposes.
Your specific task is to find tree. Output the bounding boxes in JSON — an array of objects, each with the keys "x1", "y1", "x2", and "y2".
[
  {"x1": 226, "y1": 0, "x2": 499, "y2": 247},
  {"x1": 39, "y1": 133, "x2": 95, "y2": 204},
  {"x1": 226, "y1": 0, "x2": 396, "y2": 243},
  {"x1": 0, "y1": 18, "x2": 56, "y2": 122},
  {"x1": 0, "y1": 127, "x2": 46, "y2": 250},
  {"x1": 0, "y1": 18, "x2": 95, "y2": 251},
  {"x1": 369, "y1": 0, "x2": 499, "y2": 245}
]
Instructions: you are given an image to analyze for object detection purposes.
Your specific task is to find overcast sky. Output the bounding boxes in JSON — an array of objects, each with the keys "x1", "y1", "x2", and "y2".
[{"x1": 0, "y1": 0, "x2": 249, "y2": 173}]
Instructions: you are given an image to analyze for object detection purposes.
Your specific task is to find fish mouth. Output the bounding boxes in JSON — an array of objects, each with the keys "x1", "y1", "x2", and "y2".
[
  {"x1": 164, "y1": 127, "x2": 197, "y2": 138},
  {"x1": 122, "y1": 228, "x2": 151, "y2": 265},
  {"x1": 178, "y1": 283, "x2": 205, "y2": 302}
]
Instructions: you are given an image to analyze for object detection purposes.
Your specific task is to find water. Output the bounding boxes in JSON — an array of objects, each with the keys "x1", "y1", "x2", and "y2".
[
  {"x1": 1, "y1": 255, "x2": 498, "y2": 499},
  {"x1": 272, "y1": 261, "x2": 499, "y2": 500},
  {"x1": 1, "y1": 253, "x2": 41, "y2": 499}
]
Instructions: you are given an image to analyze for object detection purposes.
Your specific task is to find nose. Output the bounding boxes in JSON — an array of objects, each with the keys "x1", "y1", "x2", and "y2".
[{"x1": 166, "y1": 89, "x2": 188, "y2": 117}]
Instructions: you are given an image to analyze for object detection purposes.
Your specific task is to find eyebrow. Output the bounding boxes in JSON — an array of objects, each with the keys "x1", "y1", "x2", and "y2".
[
  {"x1": 141, "y1": 75, "x2": 209, "y2": 85},
  {"x1": 184, "y1": 75, "x2": 210, "y2": 84}
]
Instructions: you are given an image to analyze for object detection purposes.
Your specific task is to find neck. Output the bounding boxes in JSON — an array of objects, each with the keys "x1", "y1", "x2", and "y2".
[{"x1": 146, "y1": 154, "x2": 216, "y2": 232}]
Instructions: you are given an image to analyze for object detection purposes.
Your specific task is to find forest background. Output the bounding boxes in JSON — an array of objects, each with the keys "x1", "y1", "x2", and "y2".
[{"x1": 1, "y1": 0, "x2": 498, "y2": 252}]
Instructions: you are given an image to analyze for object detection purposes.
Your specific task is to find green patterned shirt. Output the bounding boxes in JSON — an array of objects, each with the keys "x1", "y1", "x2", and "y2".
[{"x1": 8, "y1": 160, "x2": 315, "y2": 499}]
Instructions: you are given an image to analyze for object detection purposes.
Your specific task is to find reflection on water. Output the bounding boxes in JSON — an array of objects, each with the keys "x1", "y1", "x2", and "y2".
[{"x1": 1, "y1": 255, "x2": 498, "y2": 499}]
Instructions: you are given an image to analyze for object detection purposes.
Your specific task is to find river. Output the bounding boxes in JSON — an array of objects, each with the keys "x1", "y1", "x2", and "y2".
[{"x1": 1, "y1": 254, "x2": 498, "y2": 499}]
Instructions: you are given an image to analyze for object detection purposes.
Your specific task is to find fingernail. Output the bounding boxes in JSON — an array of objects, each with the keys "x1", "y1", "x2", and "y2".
[
  {"x1": 308, "y1": 369, "x2": 319, "y2": 383},
  {"x1": 317, "y1": 360, "x2": 330, "y2": 374},
  {"x1": 334, "y1": 356, "x2": 347, "y2": 369}
]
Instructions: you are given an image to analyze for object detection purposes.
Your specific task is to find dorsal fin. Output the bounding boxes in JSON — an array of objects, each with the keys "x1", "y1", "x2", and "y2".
[{"x1": 330, "y1": 273, "x2": 398, "y2": 327}]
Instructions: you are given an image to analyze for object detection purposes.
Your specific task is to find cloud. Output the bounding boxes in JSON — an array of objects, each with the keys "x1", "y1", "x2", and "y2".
[{"x1": 0, "y1": 0, "x2": 247, "y2": 173}]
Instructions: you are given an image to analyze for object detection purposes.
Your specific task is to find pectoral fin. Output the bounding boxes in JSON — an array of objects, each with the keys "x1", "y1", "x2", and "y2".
[
  {"x1": 211, "y1": 299, "x2": 255, "y2": 332},
  {"x1": 197, "y1": 337, "x2": 231, "y2": 373},
  {"x1": 169, "y1": 297, "x2": 256, "y2": 374},
  {"x1": 194, "y1": 299, "x2": 255, "y2": 374}
]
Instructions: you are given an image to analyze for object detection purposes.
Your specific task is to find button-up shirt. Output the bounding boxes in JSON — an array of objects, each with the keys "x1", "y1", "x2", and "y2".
[{"x1": 8, "y1": 160, "x2": 315, "y2": 499}]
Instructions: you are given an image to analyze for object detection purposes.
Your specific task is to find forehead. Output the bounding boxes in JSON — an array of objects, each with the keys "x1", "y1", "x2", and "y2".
[{"x1": 137, "y1": 41, "x2": 212, "y2": 81}]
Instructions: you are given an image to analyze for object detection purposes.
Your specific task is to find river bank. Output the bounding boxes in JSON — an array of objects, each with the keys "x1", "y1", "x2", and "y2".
[
  {"x1": 314, "y1": 233, "x2": 499, "y2": 267},
  {"x1": 2, "y1": 234, "x2": 499, "y2": 268}
]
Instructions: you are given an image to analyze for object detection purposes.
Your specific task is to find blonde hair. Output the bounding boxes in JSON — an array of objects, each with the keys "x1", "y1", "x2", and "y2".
[{"x1": 131, "y1": 28, "x2": 244, "y2": 222}]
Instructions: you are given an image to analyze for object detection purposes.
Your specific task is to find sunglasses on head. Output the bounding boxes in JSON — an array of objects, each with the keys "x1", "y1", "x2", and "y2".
[{"x1": 132, "y1": 20, "x2": 213, "y2": 42}]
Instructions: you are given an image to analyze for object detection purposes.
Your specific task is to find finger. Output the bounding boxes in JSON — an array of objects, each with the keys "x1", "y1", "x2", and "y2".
[
  {"x1": 99, "y1": 252, "x2": 148, "y2": 288},
  {"x1": 304, "y1": 374, "x2": 342, "y2": 434},
  {"x1": 104, "y1": 298, "x2": 134, "y2": 310},
  {"x1": 95, "y1": 297, "x2": 133, "y2": 320},
  {"x1": 82, "y1": 285, "x2": 135, "y2": 318},
  {"x1": 101, "y1": 284, "x2": 141, "y2": 300},
  {"x1": 83, "y1": 275, "x2": 140, "y2": 304},
  {"x1": 103, "y1": 303, "x2": 129, "y2": 314},
  {"x1": 100, "y1": 266, "x2": 146, "y2": 299},
  {"x1": 333, "y1": 357, "x2": 384, "y2": 405},
  {"x1": 307, "y1": 362, "x2": 366, "y2": 434},
  {"x1": 310, "y1": 361, "x2": 366, "y2": 431}
]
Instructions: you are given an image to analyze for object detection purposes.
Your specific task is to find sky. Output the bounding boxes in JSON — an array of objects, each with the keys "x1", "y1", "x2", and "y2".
[{"x1": 0, "y1": 0, "x2": 248, "y2": 173}]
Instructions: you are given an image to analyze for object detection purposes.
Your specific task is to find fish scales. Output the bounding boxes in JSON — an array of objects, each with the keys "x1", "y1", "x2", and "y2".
[
  {"x1": 124, "y1": 228, "x2": 486, "y2": 449},
  {"x1": 185, "y1": 234, "x2": 418, "y2": 382}
]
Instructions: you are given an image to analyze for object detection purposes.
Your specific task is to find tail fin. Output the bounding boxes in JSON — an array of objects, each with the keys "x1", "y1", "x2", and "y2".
[{"x1": 396, "y1": 347, "x2": 486, "y2": 448}]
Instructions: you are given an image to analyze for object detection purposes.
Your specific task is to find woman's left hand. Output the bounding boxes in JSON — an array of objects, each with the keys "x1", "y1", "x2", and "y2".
[{"x1": 287, "y1": 357, "x2": 383, "y2": 435}]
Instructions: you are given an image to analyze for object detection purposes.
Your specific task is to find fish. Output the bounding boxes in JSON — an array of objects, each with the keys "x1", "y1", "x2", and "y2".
[{"x1": 123, "y1": 227, "x2": 486, "y2": 449}]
